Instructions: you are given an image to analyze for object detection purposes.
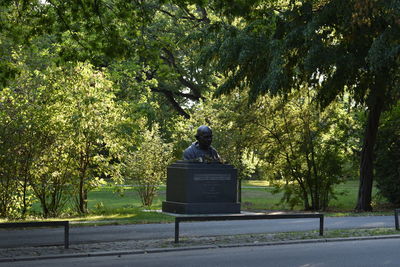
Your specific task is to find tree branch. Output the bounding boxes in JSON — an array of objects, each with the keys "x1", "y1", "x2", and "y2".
[
  {"x1": 150, "y1": 87, "x2": 190, "y2": 118},
  {"x1": 47, "y1": 0, "x2": 90, "y2": 51},
  {"x1": 160, "y1": 47, "x2": 204, "y2": 99}
]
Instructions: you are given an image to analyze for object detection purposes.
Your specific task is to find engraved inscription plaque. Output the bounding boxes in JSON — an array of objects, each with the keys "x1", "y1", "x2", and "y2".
[
  {"x1": 193, "y1": 173, "x2": 231, "y2": 181},
  {"x1": 202, "y1": 181, "x2": 222, "y2": 200}
]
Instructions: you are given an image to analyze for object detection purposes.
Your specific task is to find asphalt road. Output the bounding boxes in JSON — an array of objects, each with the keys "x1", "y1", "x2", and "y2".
[
  {"x1": 0, "y1": 215, "x2": 396, "y2": 248},
  {"x1": 2, "y1": 238, "x2": 400, "y2": 266}
]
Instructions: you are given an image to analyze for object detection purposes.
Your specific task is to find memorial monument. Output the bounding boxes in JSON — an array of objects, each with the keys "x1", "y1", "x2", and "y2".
[{"x1": 162, "y1": 126, "x2": 241, "y2": 214}]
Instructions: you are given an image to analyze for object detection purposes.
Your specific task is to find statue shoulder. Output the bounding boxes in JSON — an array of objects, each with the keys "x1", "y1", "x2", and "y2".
[
  {"x1": 183, "y1": 142, "x2": 198, "y2": 160},
  {"x1": 210, "y1": 146, "x2": 221, "y2": 159}
]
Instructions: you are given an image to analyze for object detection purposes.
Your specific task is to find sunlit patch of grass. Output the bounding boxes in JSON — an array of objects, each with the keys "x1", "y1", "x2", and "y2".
[
  {"x1": 69, "y1": 214, "x2": 136, "y2": 221},
  {"x1": 242, "y1": 180, "x2": 271, "y2": 187},
  {"x1": 0, "y1": 210, "x2": 174, "y2": 225},
  {"x1": 62, "y1": 209, "x2": 174, "y2": 225}
]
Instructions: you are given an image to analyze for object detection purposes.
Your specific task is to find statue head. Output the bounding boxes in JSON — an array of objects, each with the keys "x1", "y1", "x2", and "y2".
[{"x1": 195, "y1": 125, "x2": 213, "y2": 150}]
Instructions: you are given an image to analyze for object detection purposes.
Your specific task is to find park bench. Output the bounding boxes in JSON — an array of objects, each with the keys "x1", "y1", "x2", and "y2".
[
  {"x1": 174, "y1": 213, "x2": 324, "y2": 243},
  {"x1": 0, "y1": 221, "x2": 69, "y2": 248}
]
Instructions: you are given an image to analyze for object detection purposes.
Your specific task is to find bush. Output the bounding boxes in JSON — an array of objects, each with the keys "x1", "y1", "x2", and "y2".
[{"x1": 125, "y1": 124, "x2": 172, "y2": 207}]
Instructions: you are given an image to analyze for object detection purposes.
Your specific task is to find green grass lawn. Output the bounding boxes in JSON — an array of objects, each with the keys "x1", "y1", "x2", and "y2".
[
  {"x1": 241, "y1": 179, "x2": 386, "y2": 212},
  {"x1": 84, "y1": 179, "x2": 390, "y2": 223},
  {"x1": 87, "y1": 180, "x2": 379, "y2": 214},
  {"x1": 74, "y1": 186, "x2": 173, "y2": 224},
  {"x1": 0, "y1": 179, "x2": 391, "y2": 224}
]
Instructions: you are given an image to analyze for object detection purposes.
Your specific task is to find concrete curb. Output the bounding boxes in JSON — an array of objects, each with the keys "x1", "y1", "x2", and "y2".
[
  {"x1": 218, "y1": 234, "x2": 400, "y2": 248},
  {"x1": 1, "y1": 235, "x2": 400, "y2": 263}
]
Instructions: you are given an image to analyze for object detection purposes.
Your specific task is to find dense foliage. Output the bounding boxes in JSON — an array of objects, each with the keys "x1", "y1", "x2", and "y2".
[
  {"x1": 124, "y1": 124, "x2": 173, "y2": 207},
  {"x1": 0, "y1": 0, "x2": 399, "y2": 218},
  {"x1": 250, "y1": 90, "x2": 353, "y2": 210},
  {"x1": 197, "y1": 0, "x2": 400, "y2": 211},
  {"x1": 375, "y1": 103, "x2": 400, "y2": 205}
]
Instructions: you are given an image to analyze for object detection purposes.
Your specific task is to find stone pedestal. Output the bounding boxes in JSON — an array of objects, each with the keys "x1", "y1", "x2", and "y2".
[{"x1": 162, "y1": 161, "x2": 241, "y2": 214}]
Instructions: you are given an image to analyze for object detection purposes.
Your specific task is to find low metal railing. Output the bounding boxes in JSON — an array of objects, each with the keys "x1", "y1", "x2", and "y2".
[
  {"x1": 395, "y1": 209, "x2": 400, "y2": 230},
  {"x1": 174, "y1": 213, "x2": 324, "y2": 243},
  {"x1": 0, "y1": 221, "x2": 69, "y2": 248}
]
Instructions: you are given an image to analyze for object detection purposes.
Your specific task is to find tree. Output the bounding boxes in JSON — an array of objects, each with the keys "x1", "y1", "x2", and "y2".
[
  {"x1": 224, "y1": 88, "x2": 352, "y2": 210},
  {"x1": 0, "y1": 1, "x2": 217, "y2": 119},
  {"x1": 208, "y1": 94, "x2": 260, "y2": 202},
  {"x1": 198, "y1": 0, "x2": 400, "y2": 211},
  {"x1": 56, "y1": 63, "x2": 127, "y2": 214},
  {"x1": 1, "y1": 0, "x2": 201, "y2": 216},
  {"x1": 124, "y1": 124, "x2": 173, "y2": 207},
  {"x1": 0, "y1": 55, "x2": 67, "y2": 218},
  {"x1": 0, "y1": 85, "x2": 36, "y2": 218},
  {"x1": 270, "y1": 92, "x2": 352, "y2": 210},
  {"x1": 0, "y1": 38, "x2": 147, "y2": 217},
  {"x1": 374, "y1": 102, "x2": 400, "y2": 205}
]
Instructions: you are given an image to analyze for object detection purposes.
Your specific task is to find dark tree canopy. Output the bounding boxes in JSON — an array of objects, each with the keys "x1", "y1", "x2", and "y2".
[
  {"x1": 1, "y1": 0, "x2": 218, "y2": 118},
  {"x1": 1, "y1": 0, "x2": 399, "y2": 212},
  {"x1": 198, "y1": 0, "x2": 400, "y2": 211},
  {"x1": 375, "y1": 104, "x2": 400, "y2": 205}
]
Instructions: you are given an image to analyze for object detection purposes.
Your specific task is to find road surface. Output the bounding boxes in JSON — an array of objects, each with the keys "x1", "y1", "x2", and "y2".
[{"x1": 2, "y1": 238, "x2": 399, "y2": 266}]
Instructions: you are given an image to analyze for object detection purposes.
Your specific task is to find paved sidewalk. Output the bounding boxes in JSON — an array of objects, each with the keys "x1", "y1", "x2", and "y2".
[
  {"x1": 1, "y1": 215, "x2": 396, "y2": 248},
  {"x1": 0, "y1": 214, "x2": 398, "y2": 261}
]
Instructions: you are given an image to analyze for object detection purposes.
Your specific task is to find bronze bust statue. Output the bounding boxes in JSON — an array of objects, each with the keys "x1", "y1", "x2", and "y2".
[{"x1": 183, "y1": 125, "x2": 220, "y2": 162}]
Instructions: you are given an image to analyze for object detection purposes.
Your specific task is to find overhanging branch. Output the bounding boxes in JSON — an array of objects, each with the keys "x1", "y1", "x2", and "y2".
[{"x1": 150, "y1": 87, "x2": 190, "y2": 118}]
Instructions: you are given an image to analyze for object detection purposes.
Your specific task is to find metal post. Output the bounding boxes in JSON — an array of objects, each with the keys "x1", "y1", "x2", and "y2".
[
  {"x1": 395, "y1": 209, "x2": 399, "y2": 231},
  {"x1": 319, "y1": 215, "x2": 324, "y2": 236},
  {"x1": 64, "y1": 222, "x2": 69, "y2": 249},
  {"x1": 175, "y1": 219, "x2": 180, "y2": 243}
]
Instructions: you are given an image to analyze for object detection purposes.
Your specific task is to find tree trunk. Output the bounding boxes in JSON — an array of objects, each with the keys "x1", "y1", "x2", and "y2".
[
  {"x1": 83, "y1": 189, "x2": 88, "y2": 212},
  {"x1": 355, "y1": 90, "x2": 384, "y2": 211},
  {"x1": 21, "y1": 177, "x2": 28, "y2": 216},
  {"x1": 41, "y1": 197, "x2": 49, "y2": 218},
  {"x1": 79, "y1": 177, "x2": 85, "y2": 214}
]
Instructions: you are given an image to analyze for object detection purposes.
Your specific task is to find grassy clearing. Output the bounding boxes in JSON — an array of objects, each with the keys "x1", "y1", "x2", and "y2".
[
  {"x1": 241, "y1": 179, "x2": 354, "y2": 211},
  {"x1": 241, "y1": 179, "x2": 389, "y2": 213},
  {"x1": 0, "y1": 179, "x2": 392, "y2": 225},
  {"x1": 242, "y1": 180, "x2": 271, "y2": 187}
]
